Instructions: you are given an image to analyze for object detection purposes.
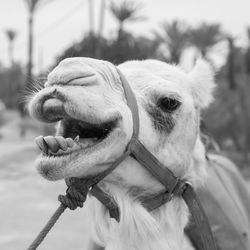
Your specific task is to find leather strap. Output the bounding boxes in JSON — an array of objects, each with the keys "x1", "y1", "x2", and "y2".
[
  {"x1": 87, "y1": 68, "x2": 139, "y2": 187},
  {"x1": 183, "y1": 185, "x2": 218, "y2": 250},
  {"x1": 89, "y1": 67, "x2": 217, "y2": 250},
  {"x1": 131, "y1": 139, "x2": 182, "y2": 192},
  {"x1": 90, "y1": 185, "x2": 120, "y2": 221},
  {"x1": 117, "y1": 68, "x2": 140, "y2": 140}
]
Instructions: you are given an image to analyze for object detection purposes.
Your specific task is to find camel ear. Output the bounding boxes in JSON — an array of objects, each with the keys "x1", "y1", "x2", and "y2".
[{"x1": 188, "y1": 59, "x2": 215, "y2": 109}]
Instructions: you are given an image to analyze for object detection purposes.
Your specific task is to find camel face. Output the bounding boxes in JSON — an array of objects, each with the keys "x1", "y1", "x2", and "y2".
[
  {"x1": 29, "y1": 58, "x2": 134, "y2": 181},
  {"x1": 29, "y1": 57, "x2": 214, "y2": 189}
]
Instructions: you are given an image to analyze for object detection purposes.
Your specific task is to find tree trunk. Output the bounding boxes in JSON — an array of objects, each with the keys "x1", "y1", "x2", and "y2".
[
  {"x1": 20, "y1": 8, "x2": 34, "y2": 136},
  {"x1": 227, "y1": 37, "x2": 237, "y2": 90},
  {"x1": 117, "y1": 22, "x2": 124, "y2": 42},
  {"x1": 171, "y1": 50, "x2": 180, "y2": 64},
  {"x1": 236, "y1": 75, "x2": 250, "y2": 164},
  {"x1": 88, "y1": 0, "x2": 94, "y2": 35},
  {"x1": 8, "y1": 40, "x2": 14, "y2": 67},
  {"x1": 96, "y1": 0, "x2": 106, "y2": 59},
  {"x1": 231, "y1": 130, "x2": 243, "y2": 152},
  {"x1": 27, "y1": 11, "x2": 34, "y2": 89},
  {"x1": 201, "y1": 48, "x2": 206, "y2": 58}
]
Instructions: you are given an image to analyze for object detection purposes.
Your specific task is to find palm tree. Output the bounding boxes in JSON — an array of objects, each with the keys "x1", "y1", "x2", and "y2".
[
  {"x1": 19, "y1": 0, "x2": 45, "y2": 131},
  {"x1": 24, "y1": 0, "x2": 48, "y2": 87},
  {"x1": 155, "y1": 20, "x2": 190, "y2": 64},
  {"x1": 109, "y1": 0, "x2": 144, "y2": 41},
  {"x1": 227, "y1": 36, "x2": 236, "y2": 90},
  {"x1": 245, "y1": 27, "x2": 250, "y2": 75},
  {"x1": 97, "y1": 0, "x2": 106, "y2": 39},
  {"x1": 189, "y1": 23, "x2": 224, "y2": 59},
  {"x1": 25, "y1": 0, "x2": 40, "y2": 85},
  {"x1": 96, "y1": 0, "x2": 106, "y2": 58},
  {"x1": 5, "y1": 29, "x2": 17, "y2": 111},
  {"x1": 244, "y1": 28, "x2": 250, "y2": 153},
  {"x1": 5, "y1": 29, "x2": 17, "y2": 67},
  {"x1": 88, "y1": 0, "x2": 95, "y2": 34}
]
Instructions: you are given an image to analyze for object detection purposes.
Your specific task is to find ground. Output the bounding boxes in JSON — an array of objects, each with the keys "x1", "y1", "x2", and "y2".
[
  {"x1": 0, "y1": 111, "x2": 249, "y2": 250},
  {"x1": 0, "y1": 111, "x2": 90, "y2": 250}
]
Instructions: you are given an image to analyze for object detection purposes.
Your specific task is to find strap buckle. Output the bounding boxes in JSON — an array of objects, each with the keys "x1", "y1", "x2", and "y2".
[
  {"x1": 169, "y1": 179, "x2": 191, "y2": 200},
  {"x1": 146, "y1": 179, "x2": 192, "y2": 210}
]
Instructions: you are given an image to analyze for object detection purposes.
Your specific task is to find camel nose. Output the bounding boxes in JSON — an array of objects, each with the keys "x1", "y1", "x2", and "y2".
[{"x1": 42, "y1": 98, "x2": 66, "y2": 122}]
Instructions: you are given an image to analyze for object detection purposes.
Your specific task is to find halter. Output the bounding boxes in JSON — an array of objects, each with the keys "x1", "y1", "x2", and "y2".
[
  {"x1": 28, "y1": 66, "x2": 218, "y2": 250},
  {"x1": 87, "y1": 68, "x2": 218, "y2": 250}
]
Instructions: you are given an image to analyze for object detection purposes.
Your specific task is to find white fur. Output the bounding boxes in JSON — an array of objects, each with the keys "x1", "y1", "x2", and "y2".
[
  {"x1": 29, "y1": 57, "x2": 215, "y2": 250},
  {"x1": 87, "y1": 185, "x2": 193, "y2": 250},
  {"x1": 188, "y1": 59, "x2": 215, "y2": 108}
]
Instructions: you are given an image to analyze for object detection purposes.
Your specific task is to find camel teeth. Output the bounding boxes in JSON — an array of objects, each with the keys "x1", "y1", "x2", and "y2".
[
  {"x1": 55, "y1": 136, "x2": 68, "y2": 151},
  {"x1": 74, "y1": 135, "x2": 79, "y2": 142},
  {"x1": 43, "y1": 136, "x2": 60, "y2": 153},
  {"x1": 66, "y1": 138, "x2": 74, "y2": 148},
  {"x1": 35, "y1": 136, "x2": 48, "y2": 154},
  {"x1": 36, "y1": 134, "x2": 84, "y2": 156},
  {"x1": 36, "y1": 134, "x2": 83, "y2": 156}
]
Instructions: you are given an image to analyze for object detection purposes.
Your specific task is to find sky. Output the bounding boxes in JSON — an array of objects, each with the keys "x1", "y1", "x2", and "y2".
[{"x1": 0, "y1": 0, "x2": 250, "y2": 73}]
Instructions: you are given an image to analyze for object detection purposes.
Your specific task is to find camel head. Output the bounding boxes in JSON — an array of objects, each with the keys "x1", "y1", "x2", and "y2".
[{"x1": 29, "y1": 57, "x2": 214, "y2": 193}]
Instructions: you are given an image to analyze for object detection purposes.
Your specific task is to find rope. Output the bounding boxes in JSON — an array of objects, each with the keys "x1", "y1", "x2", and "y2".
[
  {"x1": 27, "y1": 204, "x2": 66, "y2": 250},
  {"x1": 27, "y1": 178, "x2": 90, "y2": 250}
]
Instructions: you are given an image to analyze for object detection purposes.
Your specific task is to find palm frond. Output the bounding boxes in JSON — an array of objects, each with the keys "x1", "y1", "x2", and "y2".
[
  {"x1": 155, "y1": 20, "x2": 190, "y2": 63},
  {"x1": 5, "y1": 29, "x2": 17, "y2": 41},
  {"x1": 189, "y1": 23, "x2": 225, "y2": 55},
  {"x1": 110, "y1": 0, "x2": 144, "y2": 24},
  {"x1": 25, "y1": 0, "x2": 43, "y2": 12}
]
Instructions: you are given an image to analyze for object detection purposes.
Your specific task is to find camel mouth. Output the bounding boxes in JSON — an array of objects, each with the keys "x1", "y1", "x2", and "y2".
[
  {"x1": 61, "y1": 118, "x2": 118, "y2": 142},
  {"x1": 35, "y1": 117, "x2": 120, "y2": 158}
]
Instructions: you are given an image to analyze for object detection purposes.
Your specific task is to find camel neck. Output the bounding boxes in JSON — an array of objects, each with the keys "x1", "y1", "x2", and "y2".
[{"x1": 88, "y1": 187, "x2": 194, "y2": 250}]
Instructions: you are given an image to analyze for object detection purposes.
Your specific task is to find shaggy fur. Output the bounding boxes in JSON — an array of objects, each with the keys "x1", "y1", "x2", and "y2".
[{"x1": 29, "y1": 57, "x2": 215, "y2": 250}]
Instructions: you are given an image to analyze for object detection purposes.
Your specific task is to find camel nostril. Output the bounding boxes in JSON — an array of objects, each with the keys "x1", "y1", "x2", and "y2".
[{"x1": 42, "y1": 98, "x2": 66, "y2": 122}]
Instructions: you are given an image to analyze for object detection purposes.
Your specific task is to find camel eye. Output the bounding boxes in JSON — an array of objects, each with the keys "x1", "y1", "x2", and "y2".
[{"x1": 158, "y1": 97, "x2": 180, "y2": 113}]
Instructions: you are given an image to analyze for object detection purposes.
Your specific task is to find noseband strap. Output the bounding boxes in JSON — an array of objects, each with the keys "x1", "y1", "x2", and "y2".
[{"x1": 89, "y1": 68, "x2": 217, "y2": 250}]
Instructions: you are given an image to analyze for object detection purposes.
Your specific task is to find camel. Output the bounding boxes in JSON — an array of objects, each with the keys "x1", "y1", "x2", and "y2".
[{"x1": 28, "y1": 57, "x2": 250, "y2": 250}]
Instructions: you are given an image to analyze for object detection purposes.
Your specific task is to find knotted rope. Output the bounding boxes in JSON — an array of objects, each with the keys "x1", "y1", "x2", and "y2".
[{"x1": 27, "y1": 178, "x2": 91, "y2": 250}]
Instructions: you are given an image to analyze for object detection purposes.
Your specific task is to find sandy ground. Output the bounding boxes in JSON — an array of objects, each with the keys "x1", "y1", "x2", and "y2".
[{"x1": 0, "y1": 112, "x2": 90, "y2": 250}]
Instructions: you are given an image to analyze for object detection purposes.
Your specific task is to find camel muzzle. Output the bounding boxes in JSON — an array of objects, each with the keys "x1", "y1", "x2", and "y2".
[
  {"x1": 30, "y1": 87, "x2": 69, "y2": 123},
  {"x1": 42, "y1": 98, "x2": 67, "y2": 123}
]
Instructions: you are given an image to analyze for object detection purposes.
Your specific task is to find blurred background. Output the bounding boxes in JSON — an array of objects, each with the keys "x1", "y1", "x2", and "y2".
[{"x1": 0, "y1": 0, "x2": 250, "y2": 249}]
